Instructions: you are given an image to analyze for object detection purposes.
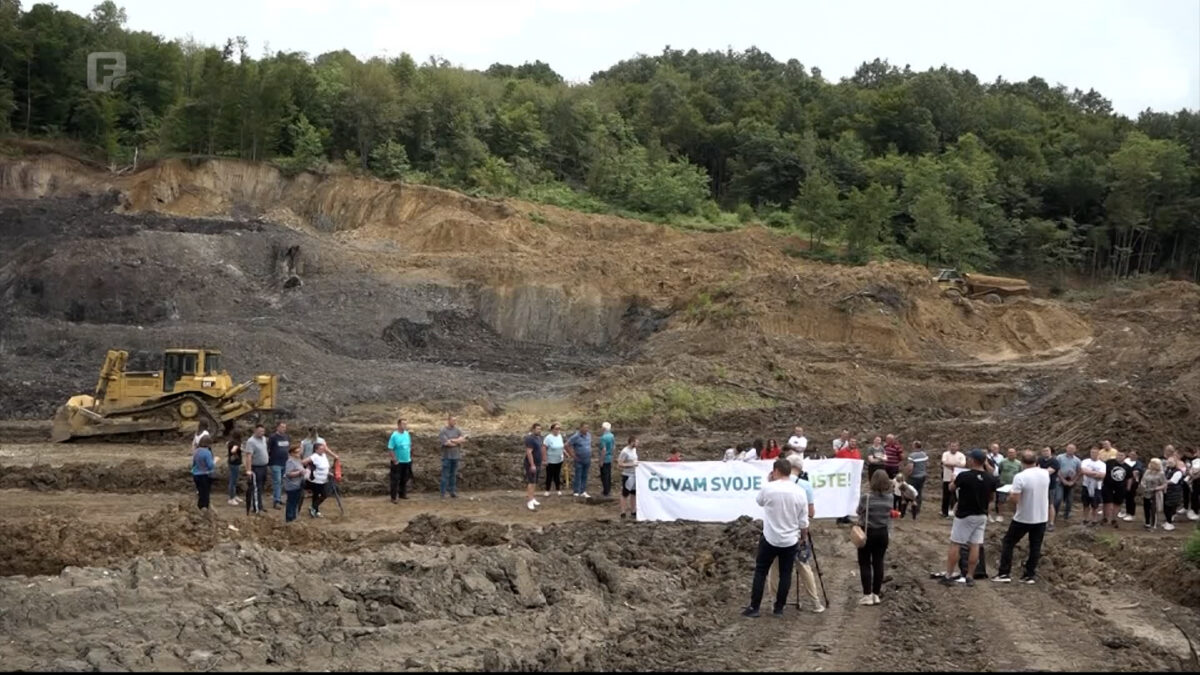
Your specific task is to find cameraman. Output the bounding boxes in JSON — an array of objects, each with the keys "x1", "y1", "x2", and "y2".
[{"x1": 742, "y1": 458, "x2": 809, "y2": 618}]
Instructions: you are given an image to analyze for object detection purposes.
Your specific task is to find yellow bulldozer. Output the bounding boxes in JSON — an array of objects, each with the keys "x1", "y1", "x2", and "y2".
[{"x1": 51, "y1": 348, "x2": 278, "y2": 442}]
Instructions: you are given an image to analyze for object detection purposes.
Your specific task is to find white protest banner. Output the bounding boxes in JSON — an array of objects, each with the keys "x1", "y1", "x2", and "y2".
[{"x1": 635, "y1": 458, "x2": 863, "y2": 522}]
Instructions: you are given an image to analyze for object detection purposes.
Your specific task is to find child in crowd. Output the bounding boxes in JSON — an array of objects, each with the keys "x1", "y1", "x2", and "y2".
[
  {"x1": 1139, "y1": 458, "x2": 1167, "y2": 530},
  {"x1": 893, "y1": 473, "x2": 918, "y2": 517}
]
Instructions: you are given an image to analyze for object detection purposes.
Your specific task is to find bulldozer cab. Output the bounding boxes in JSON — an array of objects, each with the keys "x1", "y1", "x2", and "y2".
[
  {"x1": 935, "y1": 268, "x2": 963, "y2": 283},
  {"x1": 163, "y1": 349, "x2": 225, "y2": 393}
]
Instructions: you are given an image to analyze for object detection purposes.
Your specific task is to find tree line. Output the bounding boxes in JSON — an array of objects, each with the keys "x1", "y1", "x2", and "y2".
[{"x1": 1, "y1": 1, "x2": 1198, "y2": 280}]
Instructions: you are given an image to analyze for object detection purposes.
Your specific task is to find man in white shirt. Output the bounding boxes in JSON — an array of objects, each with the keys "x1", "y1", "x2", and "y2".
[
  {"x1": 941, "y1": 442, "x2": 966, "y2": 518},
  {"x1": 831, "y1": 429, "x2": 850, "y2": 457},
  {"x1": 743, "y1": 458, "x2": 809, "y2": 618},
  {"x1": 1079, "y1": 445, "x2": 1107, "y2": 526},
  {"x1": 994, "y1": 450, "x2": 1050, "y2": 583},
  {"x1": 787, "y1": 427, "x2": 809, "y2": 458},
  {"x1": 987, "y1": 443, "x2": 1004, "y2": 477}
]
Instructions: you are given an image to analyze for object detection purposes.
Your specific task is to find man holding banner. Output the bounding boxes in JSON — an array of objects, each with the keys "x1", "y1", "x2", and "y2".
[{"x1": 743, "y1": 458, "x2": 809, "y2": 618}]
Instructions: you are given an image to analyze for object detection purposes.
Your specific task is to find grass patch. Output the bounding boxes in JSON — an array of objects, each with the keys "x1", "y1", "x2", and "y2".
[
  {"x1": 597, "y1": 382, "x2": 771, "y2": 426},
  {"x1": 683, "y1": 277, "x2": 747, "y2": 326},
  {"x1": 1096, "y1": 533, "x2": 1120, "y2": 549},
  {"x1": 1059, "y1": 274, "x2": 1169, "y2": 303},
  {"x1": 1185, "y1": 527, "x2": 1200, "y2": 566},
  {"x1": 520, "y1": 182, "x2": 613, "y2": 215}
]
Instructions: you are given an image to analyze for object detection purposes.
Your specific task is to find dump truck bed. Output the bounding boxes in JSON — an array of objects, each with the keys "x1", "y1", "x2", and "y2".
[{"x1": 963, "y1": 273, "x2": 1031, "y2": 292}]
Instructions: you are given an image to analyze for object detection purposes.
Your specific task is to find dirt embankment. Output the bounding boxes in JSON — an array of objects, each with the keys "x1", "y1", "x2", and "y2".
[
  {"x1": 0, "y1": 506, "x2": 765, "y2": 672},
  {"x1": 4, "y1": 151, "x2": 1199, "y2": 452},
  {"x1": 1, "y1": 504, "x2": 1195, "y2": 672}
]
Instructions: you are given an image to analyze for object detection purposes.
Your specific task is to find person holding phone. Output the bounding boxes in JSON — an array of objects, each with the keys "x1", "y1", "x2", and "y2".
[{"x1": 438, "y1": 415, "x2": 468, "y2": 499}]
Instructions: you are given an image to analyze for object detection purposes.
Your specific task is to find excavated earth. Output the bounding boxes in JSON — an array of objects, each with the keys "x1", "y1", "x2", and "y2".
[{"x1": 1, "y1": 150, "x2": 1199, "y2": 671}]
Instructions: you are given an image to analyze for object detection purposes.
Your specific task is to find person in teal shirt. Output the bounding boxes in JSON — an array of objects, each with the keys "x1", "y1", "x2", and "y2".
[
  {"x1": 599, "y1": 422, "x2": 616, "y2": 497},
  {"x1": 387, "y1": 418, "x2": 412, "y2": 502}
]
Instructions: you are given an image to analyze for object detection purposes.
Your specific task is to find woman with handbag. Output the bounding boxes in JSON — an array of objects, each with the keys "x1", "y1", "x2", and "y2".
[{"x1": 854, "y1": 469, "x2": 895, "y2": 606}]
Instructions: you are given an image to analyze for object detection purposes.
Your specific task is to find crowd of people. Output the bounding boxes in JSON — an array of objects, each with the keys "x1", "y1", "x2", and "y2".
[
  {"x1": 740, "y1": 430, "x2": 1200, "y2": 616},
  {"x1": 189, "y1": 411, "x2": 1200, "y2": 590},
  {"x1": 188, "y1": 420, "x2": 341, "y2": 521}
]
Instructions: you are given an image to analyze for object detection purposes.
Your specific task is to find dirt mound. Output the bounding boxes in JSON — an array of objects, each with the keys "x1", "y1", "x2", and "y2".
[
  {"x1": 1044, "y1": 527, "x2": 1200, "y2": 610},
  {"x1": 0, "y1": 509, "x2": 765, "y2": 672},
  {"x1": 0, "y1": 503, "x2": 350, "y2": 576}
]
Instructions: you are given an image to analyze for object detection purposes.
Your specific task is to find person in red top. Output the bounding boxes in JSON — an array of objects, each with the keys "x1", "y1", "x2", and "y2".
[
  {"x1": 667, "y1": 449, "x2": 683, "y2": 462},
  {"x1": 760, "y1": 439, "x2": 782, "y2": 460},
  {"x1": 835, "y1": 437, "x2": 862, "y2": 523},
  {"x1": 883, "y1": 434, "x2": 904, "y2": 479},
  {"x1": 836, "y1": 438, "x2": 862, "y2": 460}
]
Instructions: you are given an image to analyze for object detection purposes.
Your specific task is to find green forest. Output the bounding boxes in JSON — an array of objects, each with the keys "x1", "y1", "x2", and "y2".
[{"x1": 1, "y1": 1, "x2": 1198, "y2": 279}]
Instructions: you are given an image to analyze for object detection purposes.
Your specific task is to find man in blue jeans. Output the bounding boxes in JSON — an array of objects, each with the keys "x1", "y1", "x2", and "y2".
[
  {"x1": 567, "y1": 423, "x2": 593, "y2": 499},
  {"x1": 267, "y1": 421, "x2": 291, "y2": 509},
  {"x1": 438, "y1": 415, "x2": 468, "y2": 498}
]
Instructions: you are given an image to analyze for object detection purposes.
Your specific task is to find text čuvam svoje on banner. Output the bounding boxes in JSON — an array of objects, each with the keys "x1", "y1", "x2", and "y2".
[{"x1": 635, "y1": 459, "x2": 864, "y2": 522}]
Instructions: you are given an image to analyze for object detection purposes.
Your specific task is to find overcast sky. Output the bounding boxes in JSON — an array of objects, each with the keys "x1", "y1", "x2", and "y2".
[{"x1": 56, "y1": 0, "x2": 1200, "y2": 117}]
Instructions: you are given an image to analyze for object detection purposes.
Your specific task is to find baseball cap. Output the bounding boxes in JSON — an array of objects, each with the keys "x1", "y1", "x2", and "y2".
[{"x1": 967, "y1": 449, "x2": 987, "y2": 463}]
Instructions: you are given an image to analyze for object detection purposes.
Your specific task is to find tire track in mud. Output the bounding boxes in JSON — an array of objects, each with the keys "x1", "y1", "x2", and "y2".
[
  {"x1": 883, "y1": 519, "x2": 1190, "y2": 672},
  {"x1": 659, "y1": 527, "x2": 883, "y2": 672}
]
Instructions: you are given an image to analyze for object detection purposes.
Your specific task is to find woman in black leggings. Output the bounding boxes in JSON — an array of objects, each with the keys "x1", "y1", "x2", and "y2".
[
  {"x1": 857, "y1": 469, "x2": 894, "y2": 606},
  {"x1": 542, "y1": 424, "x2": 566, "y2": 496}
]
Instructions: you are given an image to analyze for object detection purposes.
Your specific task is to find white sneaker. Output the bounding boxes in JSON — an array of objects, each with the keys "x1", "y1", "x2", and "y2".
[
  {"x1": 1117, "y1": 510, "x2": 1127, "y2": 518},
  {"x1": 871, "y1": 594, "x2": 881, "y2": 605},
  {"x1": 1188, "y1": 510, "x2": 1200, "y2": 521},
  {"x1": 527, "y1": 500, "x2": 536, "y2": 511},
  {"x1": 858, "y1": 594, "x2": 874, "y2": 605},
  {"x1": 581, "y1": 492, "x2": 592, "y2": 499},
  {"x1": 544, "y1": 491, "x2": 550, "y2": 497},
  {"x1": 1121, "y1": 515, "x2": 1134, "y2": 522},
  {"x1": 227, "y1": 498, "x2": 237, "y2": 506},
  {"x1": 572, "y1": 493, "x2": 581, "y2": 498},
  {"x1": 532, "y1": 499, "x2": 541, "y2": 506},
  {"x1": 557, "y1": 491, "x2": 562, "y2": 497},
  {"x1": 987, "y1": 516, "x2": 996, "y2": 523},
  {"x1": 812, "y1": 604, "x2": 826, "y2": 614},
  {"x1": 994, "y1": 515, "x2": 1004, "y2": 523},
  {"x1": 1163, "y1": 522, "x2": 1176, "y2": 531}
]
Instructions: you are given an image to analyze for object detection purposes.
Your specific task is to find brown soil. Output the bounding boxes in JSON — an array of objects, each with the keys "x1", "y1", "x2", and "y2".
[
  {"x1": 3, "y1": 151, "x2": 1200, "y2": 671},
  {"x1": 0, "y1": 486, "x2": 1196, "y2": 672}
]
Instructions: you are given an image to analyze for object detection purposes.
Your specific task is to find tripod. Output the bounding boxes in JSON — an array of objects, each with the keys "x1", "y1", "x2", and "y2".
[{"x1": 795, "y1": 531, "x2": 831, "y2": 609}]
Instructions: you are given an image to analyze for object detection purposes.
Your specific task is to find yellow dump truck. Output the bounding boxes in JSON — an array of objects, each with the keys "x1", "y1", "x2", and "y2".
[
  {"x1": 934, "y1": 269, "x2": 1031, "y2": 304},
  {"x1": 51, "y1": 348, "x2": 278, "y2": 442}
]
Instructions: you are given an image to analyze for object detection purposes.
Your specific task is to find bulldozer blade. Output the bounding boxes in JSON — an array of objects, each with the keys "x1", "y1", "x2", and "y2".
[{"x1": 50, "y1": 404, "x2": 179, "y2": 442}]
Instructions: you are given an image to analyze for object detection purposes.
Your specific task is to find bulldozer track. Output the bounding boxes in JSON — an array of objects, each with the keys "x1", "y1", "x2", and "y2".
[{"x1": 61, "y1": 393, "x2": 225, "y2": 442}]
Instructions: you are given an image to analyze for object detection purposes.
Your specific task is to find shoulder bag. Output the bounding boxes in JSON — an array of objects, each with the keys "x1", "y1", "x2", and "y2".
[{"x1": 850, "y1": 492, "x2": 868, "y2": 548}]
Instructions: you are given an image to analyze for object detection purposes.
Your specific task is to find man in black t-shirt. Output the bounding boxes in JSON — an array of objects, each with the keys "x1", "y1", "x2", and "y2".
[
  {"x1": 1101, "y1": 450, "x2": 1131, "y2": 528},
  {"x1": 1037, "y1": 446, "x2": 1060, "y2": 531},
  {"x1": 523, "y1": 423, "x2": 544, "y2": 512},
  {"x1": 940, "y1": 449, "x2": 1000, "y2": 586}
]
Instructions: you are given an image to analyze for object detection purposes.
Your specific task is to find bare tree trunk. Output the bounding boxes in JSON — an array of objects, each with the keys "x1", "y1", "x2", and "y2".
[{"x1": 23, "y1": 56, "x2": 31, "y2": 134}]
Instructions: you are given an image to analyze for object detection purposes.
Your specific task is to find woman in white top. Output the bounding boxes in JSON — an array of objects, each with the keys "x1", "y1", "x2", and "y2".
[
  {"x1": 543, "y1": 423, "x2": 566, "y2": 496},
  {"x1": 618, "y1": 436, "x2": 639, "y2": 519},
  {"x1": 301, "y1": 441, "x2": 340, "y2": 518}
]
